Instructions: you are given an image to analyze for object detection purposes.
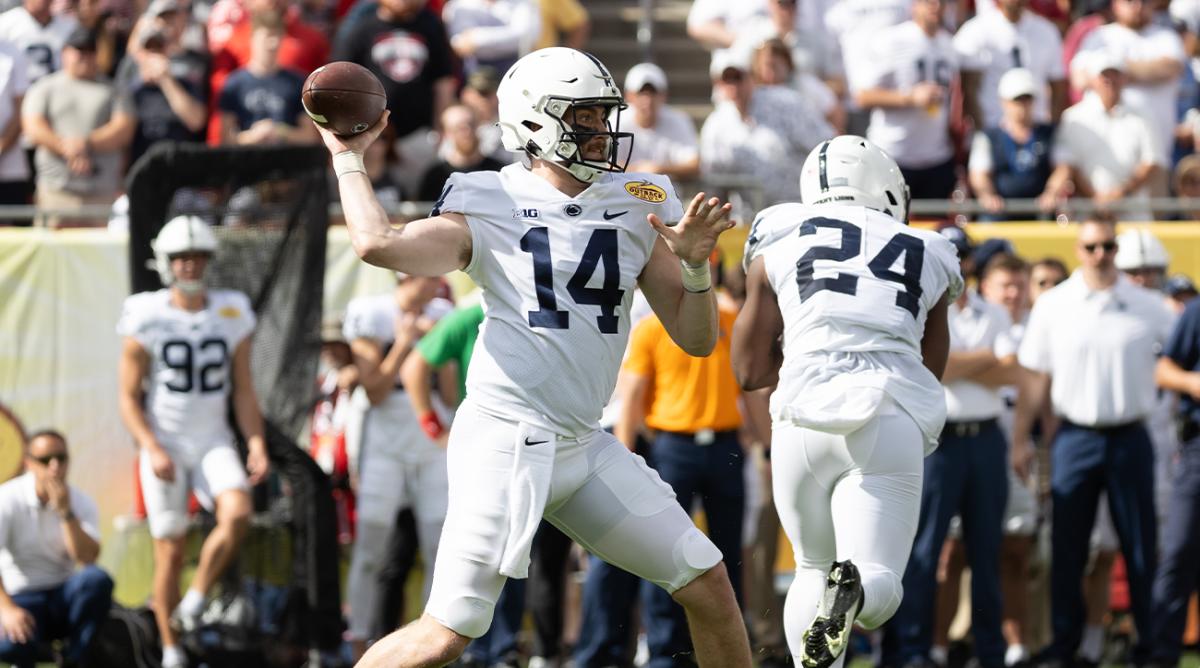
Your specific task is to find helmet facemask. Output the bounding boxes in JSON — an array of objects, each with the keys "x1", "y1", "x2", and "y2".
[{"x1": 532, "y1": 97, "x2": 634, "y2": 183}]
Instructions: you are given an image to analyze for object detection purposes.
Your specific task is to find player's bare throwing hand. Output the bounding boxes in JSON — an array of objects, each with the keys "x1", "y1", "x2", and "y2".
[{"x1": 314, "y1": 47, "x2": 750, "y2": 668}]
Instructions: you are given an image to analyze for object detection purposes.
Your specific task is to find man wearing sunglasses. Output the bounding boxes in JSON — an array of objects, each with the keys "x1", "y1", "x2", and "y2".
[
  {"x1": 0, "y1": 429, "x2": 113, "y2": 668},
  {"x1": 1012, "y1": 219, "x2": 1173, "y2": 667}
]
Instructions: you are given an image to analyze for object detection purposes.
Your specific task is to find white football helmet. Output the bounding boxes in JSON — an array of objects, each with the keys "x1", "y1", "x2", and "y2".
[
  {"x1": 151, "y1": 215, "x2": 217, "y2": 294},
  {"x1": 1114, "y1": 228, "x2": 1169, "y2": 270},
  {"x1": 799, "y1": 136, "x2": 911, "y2": 223},
  {"x1": 497, "y1": 47, "x2": 633, "y2": 183}
]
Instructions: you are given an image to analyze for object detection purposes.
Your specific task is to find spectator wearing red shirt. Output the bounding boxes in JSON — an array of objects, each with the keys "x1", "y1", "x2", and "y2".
[{"x1": 205, "y1": 0, "x2": 328, "y2": 144}]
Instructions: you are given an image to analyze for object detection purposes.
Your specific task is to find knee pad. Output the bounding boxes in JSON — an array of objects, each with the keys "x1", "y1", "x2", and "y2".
[
  {"x1": 668, "y1": 527, "x2": 723, "y2": 592},
  {"x1": 856, "y1": 565, "x2": 902, "y2": 629},
  {"x1": 427, "y1": 595, "x2": 495, "y2": 639}
]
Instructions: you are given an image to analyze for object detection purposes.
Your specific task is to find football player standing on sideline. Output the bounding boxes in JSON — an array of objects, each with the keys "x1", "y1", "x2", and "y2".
[
  {"x1": 117, "y1": 216, "x2": 269, "y2": 668},
  {"x1": 732, "y1": 136, "x2": 962, "y2": 668},
  {"x1": 315, "y1": 47, "x2": 752, "y2": 668}
]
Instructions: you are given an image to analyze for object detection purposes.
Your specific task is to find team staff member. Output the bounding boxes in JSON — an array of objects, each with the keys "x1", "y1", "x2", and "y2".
[
  {"x1": 612, "y1": 289, "x2": 745, "y2": 665},
  {"x1": 0, "y1": 430, "x2": 112, "y2": 668},
  {"x1": 1149, "y1": 296, "x2": 1200, "y2": 666},
  {"x1": 1013, "y1": 219, "x2": 1173, "y2": 665},
  {"x1": 885, "y1": 226, "x2": 1016, "y2": 668}
]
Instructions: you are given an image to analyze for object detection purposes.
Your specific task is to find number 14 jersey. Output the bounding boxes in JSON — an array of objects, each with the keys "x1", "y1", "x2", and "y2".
[
  {"x1": 437, "y1": 164, "x2": 683, "y2": 437},
  {"x1": 745, "y1": 204, "x2": 963, "y2": 448}
]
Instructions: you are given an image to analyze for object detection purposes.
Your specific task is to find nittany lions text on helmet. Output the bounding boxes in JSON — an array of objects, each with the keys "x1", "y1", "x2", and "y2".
[
  {"x1": 800, "y1": 136, "x2": 911, "y2": 224},
  {"x1": 497, "y1": 47, "x2": 634, "y2": 184},
  {"x1": 151, "y1": 216, "x2": 218, "y2": 294}
]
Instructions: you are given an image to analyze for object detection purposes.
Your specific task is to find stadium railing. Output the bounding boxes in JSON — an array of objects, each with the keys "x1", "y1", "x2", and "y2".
[{"x1": 4, "y1": 197, "x2": 1200, "y2": 228}]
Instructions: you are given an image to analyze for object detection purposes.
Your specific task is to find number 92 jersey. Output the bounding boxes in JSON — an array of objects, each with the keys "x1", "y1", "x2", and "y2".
[
  {"x1": 436, "y1": 164, "x2": 684, "y2": 436},
  {"x1": 744, "y1": 203, "x2": 963, "y2": 447},
  {"x1": 117, "y1": 289, "x2": 256, "y2": 449}
]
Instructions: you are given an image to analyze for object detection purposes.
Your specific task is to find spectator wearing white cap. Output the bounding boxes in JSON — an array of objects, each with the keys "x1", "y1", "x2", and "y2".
[
  {"x1": 854, "y1": 0, "x2": 960, "y2": 200},
  {"x1": 699, "y1": 47, "x2": 834, "y2": 209},
  {"x1": 954, "y1": 0, "x2": 1067, "y2": 129},
  {"x1": 969, "y1": 68, "x2": 1073, "y2": 220},
  {"x1": 1052, "y1": 53, "x2": 1165, "y2": 221},
  {"x1": 617, "y1": 62, "x2": 700, "y2": 181},
  {"x1": 1073, "y1": 0, "x2": 1185, "y2": 159}
]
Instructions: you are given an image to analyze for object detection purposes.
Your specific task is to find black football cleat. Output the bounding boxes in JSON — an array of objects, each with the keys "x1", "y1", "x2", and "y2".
[{"x1": 800, "y1": 560, "x2": 864, "y2": 668}]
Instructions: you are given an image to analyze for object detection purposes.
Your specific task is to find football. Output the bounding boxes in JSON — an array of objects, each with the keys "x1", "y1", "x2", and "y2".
[{"x1": 302, "y1": 62, "x2": 387, "y2": 137}]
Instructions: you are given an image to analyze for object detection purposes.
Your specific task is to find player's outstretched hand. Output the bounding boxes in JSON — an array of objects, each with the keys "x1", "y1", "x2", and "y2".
[
  {"x1": 647, "y1": 192, "x2": 735, "y2": 266},
  {"x1": 315, "y1": 109, "x2": 391, "y2": 156}
]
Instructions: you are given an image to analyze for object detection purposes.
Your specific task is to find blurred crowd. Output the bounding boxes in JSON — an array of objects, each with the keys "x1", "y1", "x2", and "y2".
[{"x1": 3, "y1": 0, "x2": 1200, "y2": 226}]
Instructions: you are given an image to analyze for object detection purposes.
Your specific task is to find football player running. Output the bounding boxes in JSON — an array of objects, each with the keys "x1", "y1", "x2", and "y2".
[
  {"x1": 117, "y1": 216, "x2": 270, "y2": 668},
  {"x1": 315, "y1": 47, "x2": 752, "y2": 668},
  {"x1": 731, "y1": 136, "x2": 962, "y2": 668}
]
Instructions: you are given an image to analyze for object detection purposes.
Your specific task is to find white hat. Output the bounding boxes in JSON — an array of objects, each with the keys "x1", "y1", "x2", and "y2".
[
  {"x1": 709, "y1": 48, "x2": 752, "y2": 80},
  {"x1": 625, "y1": 63, "x2": 668, "y2": 92},
  {"x1": 998, "y1": 68, "x2": 1038, "y2": 100},
  {"x1": 1087, "y1": 50, "x2": 1126, "y2": 77}
]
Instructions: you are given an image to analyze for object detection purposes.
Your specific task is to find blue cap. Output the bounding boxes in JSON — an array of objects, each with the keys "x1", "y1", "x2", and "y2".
[{"x1": 1166, "y1": 274, "x2": 1197, "y2": 298}]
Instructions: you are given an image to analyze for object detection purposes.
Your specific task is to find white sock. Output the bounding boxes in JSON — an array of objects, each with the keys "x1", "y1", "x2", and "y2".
[
  {"x1": 1079, "y1": 624, "x2": 1105, "y2": 662},
  {"x1": 1006, "y1": 644, "x2": 1030, "y2": 666},
  {"x1": 179, "y1": 588, "x2": 206, "y2": 619},
  {"x1": 930, "y1": 645, "x2": 949, "y2": 666},
  {"x1": 162, "y1": 644, "x2": 186, "y2": 667}
]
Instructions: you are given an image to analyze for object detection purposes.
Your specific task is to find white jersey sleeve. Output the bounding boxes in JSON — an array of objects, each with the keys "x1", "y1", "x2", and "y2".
[{"x1": 437, "y1": 164, "x2": 675, "y2": 435}]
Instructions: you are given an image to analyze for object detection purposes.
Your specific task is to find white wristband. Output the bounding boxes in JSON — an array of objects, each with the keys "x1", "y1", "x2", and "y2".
[
  {"x1": 333, "y1": 151, "x2": 366, "y2": 178},
  {"x1": 680, "y1": 258, "x2": 712, "y2": 293}
]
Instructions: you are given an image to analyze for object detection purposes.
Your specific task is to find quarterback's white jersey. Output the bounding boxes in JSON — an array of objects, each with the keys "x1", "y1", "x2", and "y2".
[
  {"x1": 117, "y1": 289, "x2": 256, "y2": 448},
  {"x1": 745, "y1": 204, "x2": 963, "y2": 447},
  {"x1": 436, "y1": 163, "x2": 683, "y2": 436}
]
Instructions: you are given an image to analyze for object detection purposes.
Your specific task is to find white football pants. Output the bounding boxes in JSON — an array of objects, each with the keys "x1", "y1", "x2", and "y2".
[{"x1": 772, "y1": 399, "x2": 924, "y2": 665}]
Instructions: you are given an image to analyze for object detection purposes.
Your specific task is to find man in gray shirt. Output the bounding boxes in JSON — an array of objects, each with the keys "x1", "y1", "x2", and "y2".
[{"x1": 21, "y1": 26, "x2": 134, "y2": 225}]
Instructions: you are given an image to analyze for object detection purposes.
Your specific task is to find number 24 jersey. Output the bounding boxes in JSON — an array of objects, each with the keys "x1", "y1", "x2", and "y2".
[
  {"x1": 745, "y1": 204, "x2": 963, "y2": 447},
  {"x1": 117, "y1": 289, "x2": 256, "y2": 448},
  {"x1": 436, "y1": 164, "x2": 684, "y2": 436}
]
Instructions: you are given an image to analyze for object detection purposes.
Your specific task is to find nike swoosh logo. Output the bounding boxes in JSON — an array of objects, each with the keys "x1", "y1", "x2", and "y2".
[
  {"x1": 524, "y1": 438, "x2": 549, "y2": 446},
  {"x1": 603, "y1": 210, "x2": 627, "y2": 220}
]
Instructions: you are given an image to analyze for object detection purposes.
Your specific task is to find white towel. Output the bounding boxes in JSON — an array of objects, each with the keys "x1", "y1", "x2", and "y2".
[{"x1": 498, "y1": 423, "x2": 556, "y2": 579}]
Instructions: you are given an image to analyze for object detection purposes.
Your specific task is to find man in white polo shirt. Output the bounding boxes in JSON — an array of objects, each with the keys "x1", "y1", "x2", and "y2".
[
  {"x1": 1053, "y1": 53, "x2": 1165, "y2": 221},
  {"x1": 1012, "y1": 219, "x2": 1173, "y2": 666},
  {"x1": 883, "y1": 225, "x2": 1015, "y2": 668},
  {"x1": 0, "y1": 430, "x2": 112, "y2": 668},
  {"x1": 1073, "y1": 0, "x2": 1185, "y2": 159},
  {"x1": 618, "y1": 62, "x2": 700, "y2": 181},
  {"x1": 854, "y1": 0, "x2": 959, "y2": 201},
  {"x1": 953, "y1": 0, "x2": 1066, "y2": 129}
]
